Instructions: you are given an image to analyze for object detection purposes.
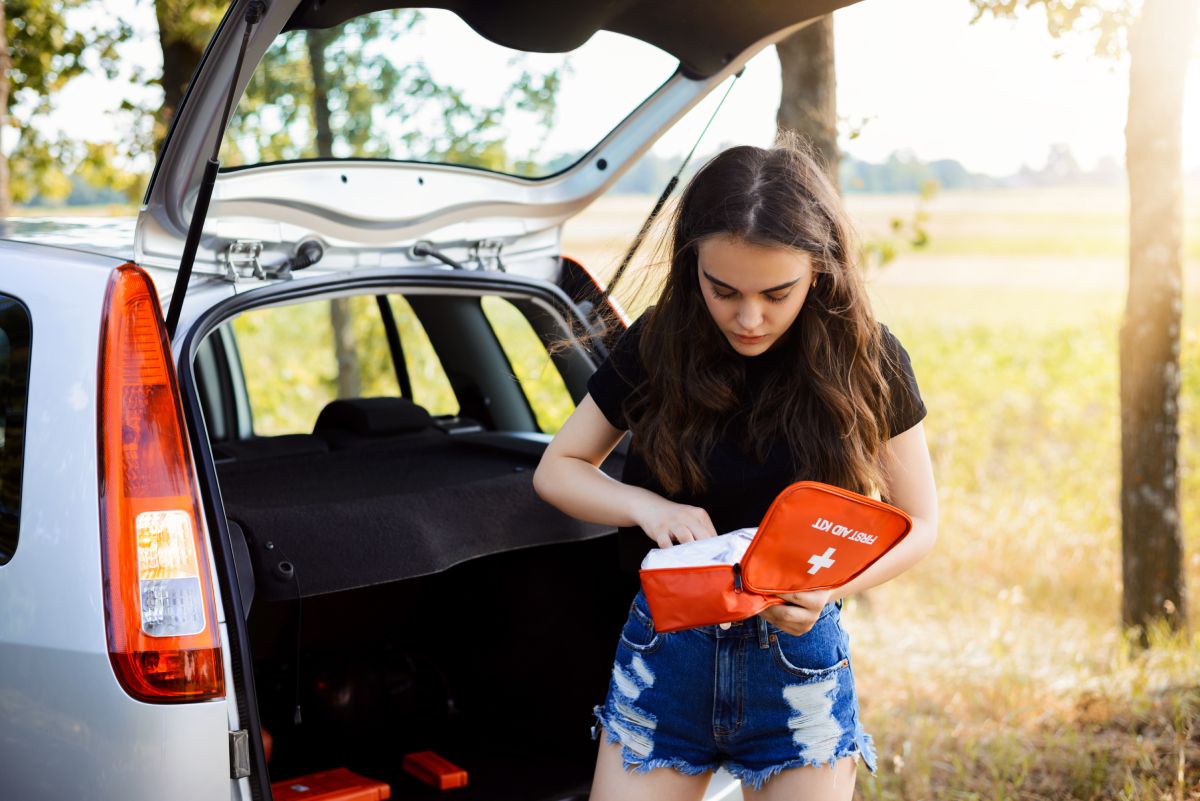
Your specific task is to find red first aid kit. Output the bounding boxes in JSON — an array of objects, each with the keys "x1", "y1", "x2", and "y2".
[
  {"x1": 639, "y1": 480, "x2": 913, "y2": 633},
  {"x1": 271, "y1": 768, "x2": 391, "y2": 801}
]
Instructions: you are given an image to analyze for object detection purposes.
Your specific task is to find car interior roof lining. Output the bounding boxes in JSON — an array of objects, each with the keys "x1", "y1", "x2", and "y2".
[{"x1": 283, "y1": 0, "x2": 853, "y2": 79}]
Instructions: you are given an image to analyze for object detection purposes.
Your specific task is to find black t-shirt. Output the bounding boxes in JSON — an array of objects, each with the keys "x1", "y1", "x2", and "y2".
[{"x1": 586, "y1": 310, "x2": 928, "y2": 577}]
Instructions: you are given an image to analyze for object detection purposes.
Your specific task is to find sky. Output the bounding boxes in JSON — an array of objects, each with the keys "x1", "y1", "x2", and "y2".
[
  {"x1": 33, "y1": 0, "x2": 1200, "y2": 180},
  {"x1": 655, "y1": 0, "x2": 1199, "y2": 175}
]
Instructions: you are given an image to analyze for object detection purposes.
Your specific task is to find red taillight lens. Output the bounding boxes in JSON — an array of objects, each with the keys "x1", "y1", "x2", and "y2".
[{"x1": 98, "y1": 263, "x2": 224, "y2": 702}]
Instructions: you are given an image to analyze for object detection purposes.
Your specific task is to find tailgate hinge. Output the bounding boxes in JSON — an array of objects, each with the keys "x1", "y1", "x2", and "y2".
[
  {"x1": 469, "y1": 239, "x2": 506, "y2": 272},
  {"x1": 229, "y1": 729, "x2": 251, "y2": 779},
  {"x1": 221, "y1": 240, "x2": 266, "y2": 282}
]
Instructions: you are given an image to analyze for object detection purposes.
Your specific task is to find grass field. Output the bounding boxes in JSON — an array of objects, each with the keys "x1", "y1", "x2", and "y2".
[{"x1": 564, "y1": 187, "x2": 1200, "y2": 800}]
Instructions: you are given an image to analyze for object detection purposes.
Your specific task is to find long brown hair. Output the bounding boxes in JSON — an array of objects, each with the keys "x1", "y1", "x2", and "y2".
[{"x1": 572, "y1": 132, "x2": 902, "y2": 497}]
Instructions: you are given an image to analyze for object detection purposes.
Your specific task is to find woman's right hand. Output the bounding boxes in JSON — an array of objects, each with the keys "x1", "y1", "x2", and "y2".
[{"x1": 632, "y1": 495, "x2": 718, "y2": 548}]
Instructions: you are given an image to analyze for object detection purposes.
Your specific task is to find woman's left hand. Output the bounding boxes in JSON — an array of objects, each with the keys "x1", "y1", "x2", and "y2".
[{"x1": 757, "y1": 588, "x2": 837, "y2": 636}]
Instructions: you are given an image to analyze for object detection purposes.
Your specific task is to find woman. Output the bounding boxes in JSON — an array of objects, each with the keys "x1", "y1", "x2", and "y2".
[{"x1": 532, "y1": 135, "x2": 938, "y2": 801}]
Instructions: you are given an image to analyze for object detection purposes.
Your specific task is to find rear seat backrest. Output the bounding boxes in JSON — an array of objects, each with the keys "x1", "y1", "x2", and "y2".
[
  {"x1": 313, "y1": 396, "x2": 436, "y2": 448},
  {"x1": 212, "y1": 434, "x2": 331, "y2": 462}
]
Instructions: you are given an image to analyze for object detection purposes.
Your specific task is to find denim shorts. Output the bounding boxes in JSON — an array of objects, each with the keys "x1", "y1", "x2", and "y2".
[{"x1": 590, "y1": 587, "x2": 878, "y2": 792}]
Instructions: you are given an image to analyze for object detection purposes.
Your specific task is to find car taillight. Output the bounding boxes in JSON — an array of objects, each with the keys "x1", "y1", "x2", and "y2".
[{"x1": 98, "y1": 263, "x2": 224, "y2": 702}]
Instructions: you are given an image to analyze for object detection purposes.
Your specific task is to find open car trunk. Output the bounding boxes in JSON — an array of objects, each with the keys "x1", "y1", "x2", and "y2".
[{"x1": 214, "y1": 415, "x2": 636, "y2": 800}]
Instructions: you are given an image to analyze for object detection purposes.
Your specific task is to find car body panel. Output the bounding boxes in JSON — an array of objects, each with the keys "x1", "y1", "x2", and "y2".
[
  {"x1": 0, "y1": 242, "x2": 235, "y2": 800},
  {"x1": 0, "y1": 216, "x2": 137, "y2": 262}
]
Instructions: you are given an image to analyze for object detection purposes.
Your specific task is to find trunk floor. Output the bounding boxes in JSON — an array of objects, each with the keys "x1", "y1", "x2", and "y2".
[{"x1": 269, "y1": 735, "x2": 595, "y2": 801}]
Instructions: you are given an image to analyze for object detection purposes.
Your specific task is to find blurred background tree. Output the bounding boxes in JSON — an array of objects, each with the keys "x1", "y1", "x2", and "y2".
[
  {"x1": 970, "y1": 0, "x2": 1197, "y2": 645},
  {"x1": 217, "y1": 10, "x2": 562, "y2": 171},
  {"x1": 206, "y1": 9, "x2": 564, "y2": 397},
  {"x1": 776, "y1": 15, "x2": 839, "y2": 186},
  {"x1": 152, "y1": 0, "x2": 224, "y2": 153},
  {"x1": 776, "y1": 15, "x2": 931, "y2": 270},
  {"x1": 0, "y1": 0, "x2": 131, "y2": 215}
]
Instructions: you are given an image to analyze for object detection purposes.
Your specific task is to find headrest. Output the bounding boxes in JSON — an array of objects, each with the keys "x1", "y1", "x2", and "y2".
[{"x1": 313, "y1": 397, "x2": 434, "y2": 437}]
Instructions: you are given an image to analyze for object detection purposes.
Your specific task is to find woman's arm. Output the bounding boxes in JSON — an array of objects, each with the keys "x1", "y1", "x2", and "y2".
[
  {"x1": 532, "y1": 394, "x2": 718, "y2": 547},
  {"x1": 760, "y1": 420, "x2": 938, "y2": 634},
  {"x1": 829, "y1": 420, "x2": 939, "y2": 602}
]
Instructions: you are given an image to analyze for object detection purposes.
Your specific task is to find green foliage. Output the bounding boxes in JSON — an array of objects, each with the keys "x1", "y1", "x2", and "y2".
[
  {"x1": 383, "y1": 296, "x2": 460, "y2": 416},
  {"x1": 227, "y1": 292, "x2": 579, "y2": 437},
  {"x1": 231, "y1": 300, "x2": 338, "y2": 436},
  {"x1": 220, "y1": 10, "x2": 566, "y2": 175},
  {"x1": 230, "y1": 293, "x2": 468, "y2": 436},
  {"x1": 967, "y1": 0, "x2": 1136, "y2": 58},
  {"x1": 862, "y1": 179, "x2": 938, "y2": 269},
  {"x1": 6, "y1": 0, "x2": 127, "y2": 109},
  {"x1": 152, "y1": 0, "x2": 223, "y2": 51},
  {"x1": 12, "y1": 3, "x2": 565, "y2": 207},
  {"x1": 146, "y1": 0, "x2": 225, "y2": 147},
  {"x1": 4, "y1": 0, "x2": 132, "y2": 205},
  {"x1": 74, "y1": 142, "x2": 144, "y2": 202},
  {"x1": 7, "y1": 132, "x2": 71, "y2": 204},
  {"x1": 480, "y1": 296, "x2": 575, "y2": 433}
]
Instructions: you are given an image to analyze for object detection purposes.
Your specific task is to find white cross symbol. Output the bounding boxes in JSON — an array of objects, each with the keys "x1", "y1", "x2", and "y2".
[{"x1": 807, "y1": 547, "x2": 837, "y2": 575}]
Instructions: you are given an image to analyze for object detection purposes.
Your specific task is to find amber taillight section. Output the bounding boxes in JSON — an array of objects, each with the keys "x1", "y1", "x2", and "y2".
[{"x1": 98, "y1": 263, "x2": 224, "y2": 702}]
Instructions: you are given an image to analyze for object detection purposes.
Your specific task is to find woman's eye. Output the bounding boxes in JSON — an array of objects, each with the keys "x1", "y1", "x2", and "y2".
[{"x1": 709, "y1": 288, "x2": 790, "y2": 303}]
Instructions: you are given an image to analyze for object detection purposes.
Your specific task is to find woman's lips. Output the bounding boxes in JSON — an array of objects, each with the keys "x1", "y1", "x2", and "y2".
[{"x1": 735, "y1": 333, "x2": 766, "y2": 344}]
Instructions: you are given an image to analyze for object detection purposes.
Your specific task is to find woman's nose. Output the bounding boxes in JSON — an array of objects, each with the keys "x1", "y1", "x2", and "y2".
[{"x1": 736, "y1": 302, "x2": 765, "y2": 331}]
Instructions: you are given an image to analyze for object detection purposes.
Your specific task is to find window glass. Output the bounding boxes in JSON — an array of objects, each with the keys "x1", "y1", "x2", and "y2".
[
  {"x1": 0, "y1": 297, "x2": 31, "y2": 566},
  {"x1": 232, "y1": 296, "x2": 401, "y2": 435},
  {"x1": 385, "y1": 295, "x2": 459, "y2": 417},
  {"x1": 480, "y1": 296, "x2": 573, "y2": 433},
  {"x1": 219, "y1": 7, "x2": 677, "y2": 178}
]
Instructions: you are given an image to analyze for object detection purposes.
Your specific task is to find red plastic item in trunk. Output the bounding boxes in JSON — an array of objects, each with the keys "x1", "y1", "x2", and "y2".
[
  {"x1": 402, "y1": 750, "x2": 469, "y2": 790},
  {"x1": 271, "y1": 768, "x2": 391, "y2": 800}
]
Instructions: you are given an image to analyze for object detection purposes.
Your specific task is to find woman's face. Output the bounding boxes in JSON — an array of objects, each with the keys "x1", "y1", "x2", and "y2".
[{"x1": 696, "y1": 234, "x2": 815, "y2": 357}]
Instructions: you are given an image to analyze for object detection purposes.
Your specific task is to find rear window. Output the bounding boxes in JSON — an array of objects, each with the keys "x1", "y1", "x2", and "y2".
[
  {"x1": 230, "y1": 294, "x2": 459, "y2": 436},
  {"x1": 219, "y1": 7, "x2": 678, "y2": 178},
  {"x1": 481, "y1": 296, "x2": 573, "y2": 433},
  {"x1": 0, "y1": 297, "x2": 31, "y2": 566}
]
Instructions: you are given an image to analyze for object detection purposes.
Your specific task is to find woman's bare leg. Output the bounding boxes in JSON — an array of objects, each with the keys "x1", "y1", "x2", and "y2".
[
  {"x1": 740, "y1": 755, "x2": 858, "y2": 801},
  {"x1": 587, "y1": 734, "x2": 714, "y2": 801}
]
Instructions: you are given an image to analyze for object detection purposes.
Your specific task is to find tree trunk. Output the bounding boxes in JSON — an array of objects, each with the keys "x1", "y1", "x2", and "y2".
[
  {"x1": 1119, "y1": 0, "x2": 1196, "y2": 646},
  {"x1": 154, "y1": 2, "x2": 207, "y2": 153},
  {"x1": 307, "y1": 29, "x2": 360, "y2": 399},
  {"x1": 308, "y1": 29, "x2": 334, "y2": 160},
  {"x1": 329, "y1": 293, "x2": 361, "y2": 399},
  {"x1": 0, "y1": 0, "x2": 11, "y2": 219},
  {"x1": 776, "y1": 15, "x2": 839, "y2": 188}
]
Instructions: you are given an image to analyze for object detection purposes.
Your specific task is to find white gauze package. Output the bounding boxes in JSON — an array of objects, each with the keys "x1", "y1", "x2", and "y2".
[{"x1": 639, "y1": 527, "x2": 759, "y2": 570}]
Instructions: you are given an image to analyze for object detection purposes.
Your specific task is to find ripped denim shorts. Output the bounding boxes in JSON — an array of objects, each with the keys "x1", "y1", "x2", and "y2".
[{"x1": 590, "y1": 587, "x2": 878, "y2": 792}]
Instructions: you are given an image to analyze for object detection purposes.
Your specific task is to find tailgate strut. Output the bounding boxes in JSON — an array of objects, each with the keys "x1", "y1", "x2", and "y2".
[
  {"x1": 600, "y1": 69, "x2": 741, "y2": 305},
  {"x1": 165, "y1": 1, "x2": 265, "y2": 339}
]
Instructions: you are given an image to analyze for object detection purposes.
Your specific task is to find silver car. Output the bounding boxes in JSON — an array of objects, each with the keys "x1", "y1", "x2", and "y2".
[{"x1": 0, "y1": 1, "x2": 858, "y2": 798}]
